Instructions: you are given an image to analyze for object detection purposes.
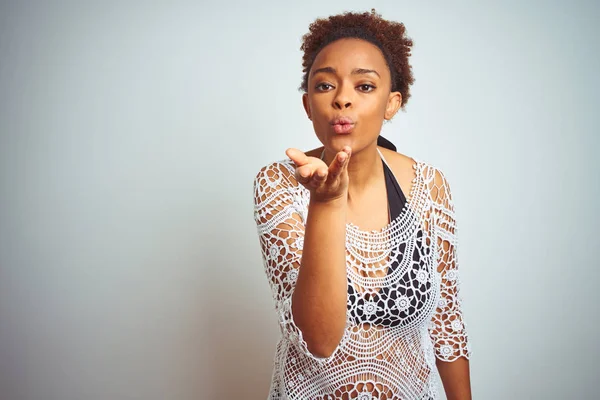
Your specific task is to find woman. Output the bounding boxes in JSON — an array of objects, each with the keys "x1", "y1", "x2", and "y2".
[{"x1": 253, "y1": 10, "x2": 472, "y2": 400}]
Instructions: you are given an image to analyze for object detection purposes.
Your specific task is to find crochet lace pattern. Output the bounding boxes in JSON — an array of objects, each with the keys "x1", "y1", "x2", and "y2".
[{"x1": 253, "y1": 153, "x2": 472, "y2": 400}]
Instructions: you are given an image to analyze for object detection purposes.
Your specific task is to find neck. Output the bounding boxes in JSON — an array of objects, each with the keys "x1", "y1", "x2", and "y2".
[{"x1": 323, "y1": 143, "x2": 382, "y2": 199}]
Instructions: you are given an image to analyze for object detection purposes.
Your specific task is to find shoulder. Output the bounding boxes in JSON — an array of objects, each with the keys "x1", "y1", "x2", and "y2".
[
  {"x1": 377, "y1": 146, "x2": 416, "y2": 169},
  {"x1": 418, "y1": 160, "x2": 455, "y2": 207},
  {"x1": 253, "y1": 159, "x2": 298, "y2": 190},
  {"x1": 253, "y1": 159, "x2": 303, "y2": 214},
  {"x1": 422, "y1": 161, "x2": 452, "y2": 191},
  {"x1": 377, "y1": 146, "x2": 445, "y2": 185},
  {"x1": 378, "y1": 147, "x2": 453, "y2": 202},
  {"x1": 253, "y1": 159, "x2": 308, "y2": 224},
  {"x1": 377, "y1": 147, "x2": 420, "y2": 188}
]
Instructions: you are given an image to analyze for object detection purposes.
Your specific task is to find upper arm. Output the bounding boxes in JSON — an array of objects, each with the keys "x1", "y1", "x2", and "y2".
[{"x1": 253, "y1": 162, "x2": 305, "y2": 303}]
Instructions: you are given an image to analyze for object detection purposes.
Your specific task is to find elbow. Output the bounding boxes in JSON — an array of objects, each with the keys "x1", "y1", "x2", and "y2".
[
  {"x1": 293, "y1": 311, "x2": 346, "y2": 358},
  {"x1": 290, "y1": 293, "x2": 347, "y2": 359},
  {"x1": 302, "y1": 324, "x2": 346, "y2": 358},
  {"x1": 305, "y1": 336, "x2": 341, "y2": 358}
]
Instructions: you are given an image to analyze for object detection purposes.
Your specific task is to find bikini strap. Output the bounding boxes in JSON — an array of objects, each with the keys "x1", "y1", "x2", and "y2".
[{"x1": 377, "y1": 148, "x2": 391, "y2": 168}]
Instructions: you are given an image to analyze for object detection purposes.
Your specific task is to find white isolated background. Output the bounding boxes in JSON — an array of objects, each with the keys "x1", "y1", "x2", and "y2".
[{"x1": 0, "y1": 1, "x2": 598, "y2": 399}]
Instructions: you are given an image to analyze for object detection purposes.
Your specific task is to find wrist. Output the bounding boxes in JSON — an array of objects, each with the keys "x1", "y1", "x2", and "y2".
[{"x1": 309, "y1": 194, "x2": 347, "y2": 208}]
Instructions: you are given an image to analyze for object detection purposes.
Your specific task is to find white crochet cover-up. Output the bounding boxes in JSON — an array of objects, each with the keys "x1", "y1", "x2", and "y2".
[{"x1": 252, "y1": 151, "x2": 472, "y2": 400}]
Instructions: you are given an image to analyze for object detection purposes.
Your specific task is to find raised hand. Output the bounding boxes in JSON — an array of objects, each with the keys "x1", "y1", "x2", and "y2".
[{"x1": 285, "y1": 146, "x2": 352, "y2": 203}]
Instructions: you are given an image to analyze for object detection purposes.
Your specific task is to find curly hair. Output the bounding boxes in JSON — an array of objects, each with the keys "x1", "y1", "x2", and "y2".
[{"x1": 299, "y1": 9, "x2": 415, "y2": 109}]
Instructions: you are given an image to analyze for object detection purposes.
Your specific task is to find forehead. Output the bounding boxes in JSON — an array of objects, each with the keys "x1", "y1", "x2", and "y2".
[{"x1": 311, "y1": 38, "x2": 389, "y2": 77}]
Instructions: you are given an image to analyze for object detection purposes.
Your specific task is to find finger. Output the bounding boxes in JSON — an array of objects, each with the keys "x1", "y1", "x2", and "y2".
[
  {"x1": 328, "y1": 150, "x2": 350, "y2": 179},
  {"x1": 286, "y1": 148, "x2": 309, "y2": 167},
  {"x1": 315, "y1": 167, "x2": 328, "y2": 181},
  {"x1": 308, "y1": 167, "x2": 328, "y2": 190},
  {"x1": 295, "y1": 164, "x2": 314, "y2": 184}
]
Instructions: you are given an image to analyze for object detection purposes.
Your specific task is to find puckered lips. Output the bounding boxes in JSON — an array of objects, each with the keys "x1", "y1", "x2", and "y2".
[{"x1": 330, "y1": 116, "x2": 355, "y2": 134}]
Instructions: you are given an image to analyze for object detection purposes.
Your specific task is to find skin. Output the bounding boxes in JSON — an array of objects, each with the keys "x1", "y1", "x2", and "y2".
[{"x1": 286, "y1": 37, "x2": 471, "y2": 399}]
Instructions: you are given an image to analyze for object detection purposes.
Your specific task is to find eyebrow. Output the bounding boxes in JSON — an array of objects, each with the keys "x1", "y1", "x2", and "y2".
[{"x1": 311, "y1": 67, "x2": 381, "y2": 78}]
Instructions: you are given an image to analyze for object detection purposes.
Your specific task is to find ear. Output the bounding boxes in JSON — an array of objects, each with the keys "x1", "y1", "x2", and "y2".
[
  {"x1": 384, "y1": 91, "x2": 402, "y2": 120},
  {"x1": 302, "y1": 93, "x2": 312, "y2": 120}
]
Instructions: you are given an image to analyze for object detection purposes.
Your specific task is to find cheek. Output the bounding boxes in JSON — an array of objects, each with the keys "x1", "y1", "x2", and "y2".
[
  {"x1": 360, "y1": 97, "x2": 388, "y2": 120},
  {"x1": 309, "y1": 99, "x2": 334, "y2": 127},
  {"x1": 308, "y1": 95, "x2": 329, "y2": 113}
]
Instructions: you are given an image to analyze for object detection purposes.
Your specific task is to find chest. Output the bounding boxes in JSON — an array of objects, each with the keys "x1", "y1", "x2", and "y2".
[
  {"x1": 344, "y1": 219, "x2": 440, "y2": 330},
  {"x1": 345, "y1": 166, "x2": 416, "y2": 234}
]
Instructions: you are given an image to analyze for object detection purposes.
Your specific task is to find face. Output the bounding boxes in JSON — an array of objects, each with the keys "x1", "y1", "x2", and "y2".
[{"x1": 302, "y1": 38, "x2": 402, "y2": 155}]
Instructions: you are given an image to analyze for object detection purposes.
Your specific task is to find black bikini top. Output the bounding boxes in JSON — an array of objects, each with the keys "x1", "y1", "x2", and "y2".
[{"x1": 345, "y1": 151, "x2": 431, "y2": 328}]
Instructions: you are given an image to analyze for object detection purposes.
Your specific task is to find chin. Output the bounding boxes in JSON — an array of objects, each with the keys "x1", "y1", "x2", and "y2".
[{"x1": 323, "y1": 135, "x2": 355, "y2": 151}]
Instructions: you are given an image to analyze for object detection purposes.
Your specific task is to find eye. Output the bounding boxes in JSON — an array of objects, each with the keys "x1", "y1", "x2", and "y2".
[
  {"x1": 357, "y1": 84, "x2": 376, "y2": 92},
  {"x1": 315, "y1": 83, "x2": 334, "y2": 91}
]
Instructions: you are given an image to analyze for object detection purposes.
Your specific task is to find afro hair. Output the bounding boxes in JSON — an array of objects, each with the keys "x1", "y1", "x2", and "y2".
[{"x1": 300, "y1": 9, "x2": 415, "y2": 109}]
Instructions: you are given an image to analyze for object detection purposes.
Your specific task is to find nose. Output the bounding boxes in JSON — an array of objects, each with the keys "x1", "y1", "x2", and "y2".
[
  {"x1": 333, "y1": 84, "x2": 352, "y2": 109},
  {"x1": 334, "y1": 99, "x2": 352, "y2": 109}
]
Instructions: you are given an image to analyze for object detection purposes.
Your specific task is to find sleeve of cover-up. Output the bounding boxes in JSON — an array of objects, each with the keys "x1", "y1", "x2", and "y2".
[
  {"x1": 252, "y1": 161, "x2": 350, "y2": 363},
  {"x1": 428, "y1": 168, "x2": 472, "y2": 362}
]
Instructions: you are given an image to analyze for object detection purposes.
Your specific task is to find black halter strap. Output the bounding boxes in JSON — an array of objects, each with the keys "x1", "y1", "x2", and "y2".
[{"x1": 377, "y1": 135, "x2": 397, "y2": 151}]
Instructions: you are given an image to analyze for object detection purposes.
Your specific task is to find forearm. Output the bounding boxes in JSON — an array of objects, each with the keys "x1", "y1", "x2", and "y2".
[
  {"x1": 291, "y1": 197, "x2": 348, "y2": 357},
  {"x1": 436, "y1": 357, "x2": 472, "y2": 400}
]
